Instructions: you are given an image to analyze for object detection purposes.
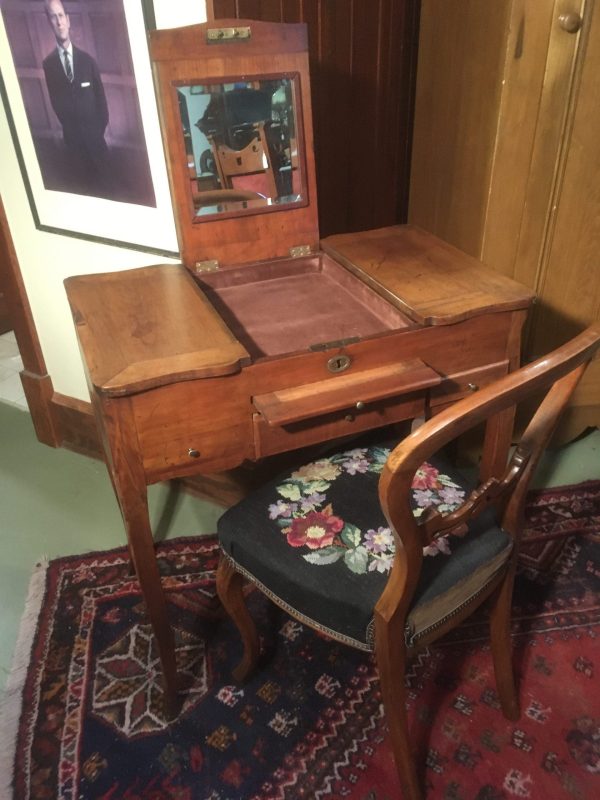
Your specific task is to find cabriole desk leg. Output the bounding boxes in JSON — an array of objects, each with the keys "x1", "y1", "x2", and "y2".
[{"x1": 95, "y1": 393, "x2": 179, "y2": 717}]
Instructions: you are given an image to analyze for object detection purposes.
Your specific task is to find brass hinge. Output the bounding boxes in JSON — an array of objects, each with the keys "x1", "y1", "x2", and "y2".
[
  {"x1": 207, "y1": 26, "x2": 251, "y2": 43},
  {"x1": 195, "y1": 259, "x2": 219, "y2": 273},
  {"x1": 289, "y1": 245, "x2": 312, "y2": 258}
]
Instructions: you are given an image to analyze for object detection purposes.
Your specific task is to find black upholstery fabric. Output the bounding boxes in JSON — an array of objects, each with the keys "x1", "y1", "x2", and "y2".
[{"x1": 218, "y1": 440, "x2": 512, "y2": 650}]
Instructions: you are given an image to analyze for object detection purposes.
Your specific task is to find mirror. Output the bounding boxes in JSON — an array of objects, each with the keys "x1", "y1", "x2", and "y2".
[{"x1": 176, "y1": 77, "x2": 303, "y2": 219}]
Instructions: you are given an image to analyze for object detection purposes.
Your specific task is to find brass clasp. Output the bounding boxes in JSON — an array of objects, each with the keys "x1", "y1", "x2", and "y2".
[{"x1": 207, "y1": 27, "x2": 251, "y2": 43}]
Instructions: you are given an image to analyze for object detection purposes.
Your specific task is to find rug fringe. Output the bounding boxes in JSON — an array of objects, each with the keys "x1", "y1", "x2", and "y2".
[{"x1": 0, "y1": 558, "x2": 49, "y2": 797}]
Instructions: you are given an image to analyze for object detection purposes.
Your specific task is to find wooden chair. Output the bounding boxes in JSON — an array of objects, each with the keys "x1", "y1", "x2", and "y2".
[
  {"x1": 208, "y1": 122, "x2": 278, "y2": 200},
  {"x1": 192, "y1": 188, "x2": 268, "y2": 214},
  {"x1": 216, "y1": 324, "x2": 600, "y2": 799}
]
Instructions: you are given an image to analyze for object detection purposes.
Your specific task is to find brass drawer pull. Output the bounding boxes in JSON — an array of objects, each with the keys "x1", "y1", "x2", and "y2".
[
  {"x1": 355, "y1": 400, "x2": 365, "y2": 410},
  {"x1": 467, "y1": 383, "x2": 479, "y2": 392},
  {"x1": 188, "y1": 448, "x2": 201, "y2": 458}
]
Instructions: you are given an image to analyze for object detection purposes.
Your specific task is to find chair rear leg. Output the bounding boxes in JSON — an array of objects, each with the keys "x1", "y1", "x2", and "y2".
[
  {"x1": 216, "y1": 556, "x2": 260, "y2": 682},
  {"x1": 375, "y1": 623, "x2": 423, "y2": 800},
  {"x1": 489, "y1": 568, "x2": 520, "y2": 721}
]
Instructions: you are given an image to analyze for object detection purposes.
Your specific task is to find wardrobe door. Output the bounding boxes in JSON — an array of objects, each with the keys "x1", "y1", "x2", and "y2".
[
  {"x1": 409, "y1": 0, "x2": 598, "y2": 439},
  {"x1": 525, "y1": 2, "x2": 600, "y2": 437}
]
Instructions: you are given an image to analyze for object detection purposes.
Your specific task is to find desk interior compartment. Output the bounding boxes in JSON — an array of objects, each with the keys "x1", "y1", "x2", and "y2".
[{"x1": 195, "y1": 252, "x2": 415, "y2": 360}]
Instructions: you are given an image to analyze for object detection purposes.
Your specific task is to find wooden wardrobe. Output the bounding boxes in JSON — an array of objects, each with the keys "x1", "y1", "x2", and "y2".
[{"x1": 409, "y1": 0, "x2": 600, "y2": 441}]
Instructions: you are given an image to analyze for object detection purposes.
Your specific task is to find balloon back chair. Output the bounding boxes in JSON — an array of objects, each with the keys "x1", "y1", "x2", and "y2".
[{"x1": 216, "y1": 325, "x2": 600, "y2": 799}]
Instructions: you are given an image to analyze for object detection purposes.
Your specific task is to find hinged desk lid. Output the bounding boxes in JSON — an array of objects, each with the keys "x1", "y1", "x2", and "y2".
[
  {"x1": 149, "y1": 19, "x2": 319, "y2": 270},
  {"x1": 322, "y1": 226, "x2": 536, "y2": 325}
]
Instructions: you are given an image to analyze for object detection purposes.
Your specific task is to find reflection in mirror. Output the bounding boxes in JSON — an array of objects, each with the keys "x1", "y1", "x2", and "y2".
[{"x1": 176, "y1": 78, "x2": 302, "y2": 219}]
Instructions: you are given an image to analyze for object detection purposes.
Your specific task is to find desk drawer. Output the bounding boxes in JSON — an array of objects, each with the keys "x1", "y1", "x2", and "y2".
[
  {"x1": 253, "y1": 359, "x2": 441, "y2": 424},
  {"x1": 132, "y1": 376, "x2": 253, "y2": 481},
  {"x1": 252, "y1": 359, "x2": 441, "y2": 458},
  {"x1": 254, "y1": 392, "x2": 426, "y2": 458},
  {"x1": 429, "y1": 360, "x2": 509, "y2": 408}
]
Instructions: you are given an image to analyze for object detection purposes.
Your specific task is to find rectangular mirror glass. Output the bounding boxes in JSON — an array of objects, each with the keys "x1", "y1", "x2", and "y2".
[{"x1": 176, "y1": 76, "x2": 303, "y2": 219}]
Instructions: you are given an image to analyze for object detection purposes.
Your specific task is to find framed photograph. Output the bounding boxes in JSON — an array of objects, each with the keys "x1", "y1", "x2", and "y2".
[{"x1": 0, "y1": 0, "x2": 178, "y2": 256}]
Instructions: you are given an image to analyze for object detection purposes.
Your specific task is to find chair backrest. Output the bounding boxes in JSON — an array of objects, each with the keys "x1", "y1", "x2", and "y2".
[
  {"x1": 209, "y1": 122, "x2": 278, "y2": 199},
  {"x1": 377, "y1": 324, "x2": 600, "y2": 620}
]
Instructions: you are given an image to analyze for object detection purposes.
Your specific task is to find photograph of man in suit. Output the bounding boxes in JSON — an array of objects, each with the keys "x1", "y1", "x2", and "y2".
[{"x1": 42, "y1": 0, "x2": 110, "y2": 195}]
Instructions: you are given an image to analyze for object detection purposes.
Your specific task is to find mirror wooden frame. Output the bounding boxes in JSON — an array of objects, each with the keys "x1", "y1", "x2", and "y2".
[{"x1": 148, "y1": 19, "x2": 320, "y2": 270}]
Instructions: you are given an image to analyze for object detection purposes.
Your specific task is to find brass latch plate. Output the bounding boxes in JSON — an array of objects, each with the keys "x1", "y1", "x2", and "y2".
[{"x1": 207, "y1": 27, "x2": 251, "y2": 43}]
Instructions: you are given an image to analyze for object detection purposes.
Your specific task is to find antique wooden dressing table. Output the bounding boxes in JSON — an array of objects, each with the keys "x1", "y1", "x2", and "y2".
[{"x1": 64, "y1": 20, "x2": 534, "y2": 711}]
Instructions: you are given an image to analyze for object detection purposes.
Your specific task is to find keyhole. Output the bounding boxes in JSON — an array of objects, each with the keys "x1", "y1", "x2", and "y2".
[{"x1": 327, "y1": 354, "x2": 351, "y2": 373}]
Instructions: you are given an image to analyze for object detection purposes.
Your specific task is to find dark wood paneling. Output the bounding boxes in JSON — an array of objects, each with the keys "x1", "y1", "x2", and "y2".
[
  {"x1": 211, "y1": 0, "x2": 419, "y2": 237},
  {"x1": 90, "y1": 12, "x2": 123, "y2": 74},
  {"x1": 2, "y1": 9, "x2": 37, "y2": 68},
  {"x1": 18, "y1": 76, "x2": 52, "y2": 130}
]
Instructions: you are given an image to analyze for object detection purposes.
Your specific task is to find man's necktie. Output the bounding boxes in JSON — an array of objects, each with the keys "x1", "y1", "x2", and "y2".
[{"x1": 63, "y1": 50, "x2": 73, "y2": 82}]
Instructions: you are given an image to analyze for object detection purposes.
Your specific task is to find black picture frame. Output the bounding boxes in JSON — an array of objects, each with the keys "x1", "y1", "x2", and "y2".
[{"x1": 0, "y1": 0, "x2": 178, "y2": 257}]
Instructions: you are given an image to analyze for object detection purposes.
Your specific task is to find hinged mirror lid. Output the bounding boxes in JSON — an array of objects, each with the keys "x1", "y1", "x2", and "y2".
[{"x1": 149, "y1": 19, "x2": 319, "y2": 270}]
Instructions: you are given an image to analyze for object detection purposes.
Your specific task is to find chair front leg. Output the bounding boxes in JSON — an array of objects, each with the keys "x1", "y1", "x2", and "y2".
[
  {"x1": 489, "y1": 566, "x2": 520, "y2": 721},
  {"x1": 216, "y1": 555, "x2": 260, "y2": 682},
  {"x1": 375, "y1": 619, "x2": 423, "y2": 800}
]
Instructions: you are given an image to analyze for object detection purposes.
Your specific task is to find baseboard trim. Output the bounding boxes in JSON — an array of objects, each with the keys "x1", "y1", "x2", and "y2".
[{"x1": 20, "y1": 370, "x2": 60, "y2": 447}]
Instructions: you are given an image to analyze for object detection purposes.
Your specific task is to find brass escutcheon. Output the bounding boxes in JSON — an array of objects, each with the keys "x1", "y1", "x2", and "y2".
[{"x1": 327, "y1": 354, "x2": 351, "y2": 373}]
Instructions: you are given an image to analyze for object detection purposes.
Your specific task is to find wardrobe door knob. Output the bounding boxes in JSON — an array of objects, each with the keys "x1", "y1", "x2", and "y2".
[{"x1": 558, "y1": 12, "x2": 583, "y2": 33}]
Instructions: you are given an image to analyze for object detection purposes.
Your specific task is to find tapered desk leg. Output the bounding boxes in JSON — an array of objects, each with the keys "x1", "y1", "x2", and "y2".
[
  {"x1": 95, "y1": 394, "x2": 179, "y2": 716},
  {"x1": 480, "y1": 406, "x2": 516, "y2": 482},
  {"x1": 480, "y1": 310, "x2": 528, "y2": 482}
]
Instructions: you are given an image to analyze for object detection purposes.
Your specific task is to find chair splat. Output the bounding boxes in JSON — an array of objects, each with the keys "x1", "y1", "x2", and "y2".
[{"x1": 419, "y1": 446, "x2": 532, "y2": 544}]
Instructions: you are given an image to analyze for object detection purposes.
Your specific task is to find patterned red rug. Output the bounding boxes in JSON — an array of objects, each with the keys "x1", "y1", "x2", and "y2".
[{"x1": 1, "y1": 480, "x2": 599, "y2": 799}]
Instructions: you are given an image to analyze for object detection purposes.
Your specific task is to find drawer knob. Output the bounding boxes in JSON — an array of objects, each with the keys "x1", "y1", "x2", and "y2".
[
  {"x1": 355, "y1": 400, "x2": 365, "y2": 411},
  {"x1": 467, "y1": 383, "x2": 479, "y2": 392},
  {"x1": 188, "y1": 448, "x2": 201, "y2": 458},
  {"x1": 344, "y1": 413, "x2": 355, "y2": 422}
]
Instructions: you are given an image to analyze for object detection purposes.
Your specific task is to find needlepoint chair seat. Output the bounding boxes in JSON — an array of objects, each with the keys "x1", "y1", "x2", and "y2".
[{"x1": 218, "y1": 448, "x2": 513, "y2": 651}]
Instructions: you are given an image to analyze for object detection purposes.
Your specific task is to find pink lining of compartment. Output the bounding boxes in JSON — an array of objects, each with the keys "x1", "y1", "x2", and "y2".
[{"x1": 198, "y1": 255, "x2": 412, "y2": 358}]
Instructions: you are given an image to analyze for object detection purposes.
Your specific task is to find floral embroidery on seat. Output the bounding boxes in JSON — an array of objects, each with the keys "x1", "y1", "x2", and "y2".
[{"x1": 268, "y1": 446, "x2": 467, "y2": 574}]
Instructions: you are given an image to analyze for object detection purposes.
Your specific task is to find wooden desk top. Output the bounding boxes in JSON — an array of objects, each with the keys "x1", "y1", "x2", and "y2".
[
  {"x1": 64, "y1": 264, "x2": 250, "y2": 396},
  {"x1": 321, "y1": 225, "x2": 535, "y2": 325},
  {"x1": 64, "y1": 226, "x2": 535, "y2": 398}
]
